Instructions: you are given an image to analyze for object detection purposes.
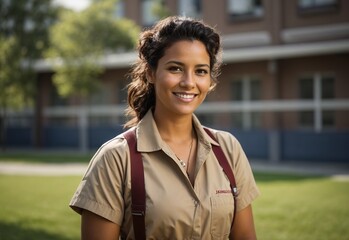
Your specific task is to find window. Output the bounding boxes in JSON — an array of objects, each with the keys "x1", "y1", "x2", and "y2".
[
  {"x1": 298, "y1": 0, "x2": 338, "y2": 12},
  {"x1": 232, "y1": 80, "x2": 243, "y2": 101},
  {"x1": 322, "y1": 110, "x2": 335, "y2": 127},
  {"x1": 321, "y1": 76, "x2": 335, "y2": 99},
  {"x1": 142, "y1": 0, "x2": 160, "y2": 26},
  {"x1": 232, "y1": 77, "x2": 261, "y2": 101},
  {"x1": 231, "y1": 112, "x2": 243, "y2": 129},
  {"x1": 299, "y1": 77, "x2": 313, "y2": 99},
  {"x1": 250, "y1": 79, "x2": 261, "y2": 100},
  {"x1": 299, "y1": 0, "x2": 337, "y2": 8},
  {"x1": 321, "y1": 76, "x2": 335, "y2": 128},
  {"x1": 298, "y1": 74, "x2": 335, "y2": 129},
  {"x1": 227, "y1": 0, "x2": 263, "y2": 20},
  {"x1": 299, "y1": 111, "x2": 314, "y2": 127},
  {"x1": 178, "y1": 0, "x2": 201, "y2": 19},
  {"x1": 231, "y1": 76, "x2": 262, "y2": 129},
  {"x1": 115, "y1": 0, "x2": 125, "y2": 19}
]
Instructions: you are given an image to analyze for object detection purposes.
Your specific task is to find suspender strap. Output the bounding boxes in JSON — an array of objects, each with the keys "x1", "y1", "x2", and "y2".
[
  {"x1": 124, "y1": 127, "x2": 238, "y2": 239},
  {"x1": 203, "y1": 127, "x2": 238, "y2": 226},
  {"x1": 123, "y1": 129, "x2": 146, "y2": 240}
]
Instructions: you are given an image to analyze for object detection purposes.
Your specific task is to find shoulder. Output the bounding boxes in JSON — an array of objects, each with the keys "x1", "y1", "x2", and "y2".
[
  {"x1": 84, "y1": 131, "x2": 131, "y2": 177},
  {"x1": 204, "y1": 127, "x2": 241, "y2": 149},
  {"x1": 96, "y1": 132, "x2": 129, "y2": 158},
  {"x1": 204, "y1": 127, "x2": 247, "y2": 166}
]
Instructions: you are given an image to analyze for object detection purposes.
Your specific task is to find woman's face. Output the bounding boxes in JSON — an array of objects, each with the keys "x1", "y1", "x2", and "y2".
[{"x1": 149, "y1": 40, "x2": 212, "y2": 119}]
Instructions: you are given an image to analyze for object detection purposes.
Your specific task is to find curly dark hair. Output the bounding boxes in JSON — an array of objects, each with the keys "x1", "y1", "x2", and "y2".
[{"x1": 125, "y1": 16, "x2": 222, "y2": 127}]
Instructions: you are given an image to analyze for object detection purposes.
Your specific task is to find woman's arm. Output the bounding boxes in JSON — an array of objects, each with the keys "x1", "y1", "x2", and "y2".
[
  {"x1": 81, "y1": 210, "x2": 120, "y2": 240},
  {"x1": 230, "y1": 205, "x2": 257, "y2": 240}
]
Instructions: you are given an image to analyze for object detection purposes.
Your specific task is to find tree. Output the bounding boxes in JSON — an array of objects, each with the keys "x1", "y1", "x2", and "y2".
[
  {"x1": 47, "y1": 0, "x2": 139, "y2": 97},
  {"x1": 152, "y1": 0, "x2": 171, "y2": 20},
  {"x1": 46, "y1": 0, "x2": 139, "y2": 151},
  {"x1": 0, "y1": 0, "x2": 59, "y2": 149}
]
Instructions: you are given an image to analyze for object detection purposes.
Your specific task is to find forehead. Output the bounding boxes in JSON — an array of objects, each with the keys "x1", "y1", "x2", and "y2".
[{"x1": 160, "y1": 40, "x2": 210, "y2": 64}]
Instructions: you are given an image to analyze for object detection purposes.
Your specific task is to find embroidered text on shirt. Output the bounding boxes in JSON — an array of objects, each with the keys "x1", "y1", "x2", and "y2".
[{"x1": 216, "y1": 189, "x2": 232, "y2": 194}]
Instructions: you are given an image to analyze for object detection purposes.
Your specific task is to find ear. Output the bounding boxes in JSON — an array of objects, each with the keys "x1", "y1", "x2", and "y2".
[
  {"x1": 146, "y1": 69, "x2": 155, "y2": 84},
  {"x1": 208, "y1": 80, "x2": 217, "y2": 92}
]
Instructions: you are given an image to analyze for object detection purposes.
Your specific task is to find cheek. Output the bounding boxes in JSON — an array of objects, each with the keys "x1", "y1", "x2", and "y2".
[
  {"x1": 155, "y1": 72, "x2": 179, "y2": 88},
  {"x1": 198, "y1": 78, "x2": 213, "y2": 93}
]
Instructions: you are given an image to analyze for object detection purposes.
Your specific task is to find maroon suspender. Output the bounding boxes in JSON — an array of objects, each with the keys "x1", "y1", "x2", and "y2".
[
  {"x1": 124, "y1": 128, "x2": 238, "y2": 240},
  {"x1": 123, "y1": 129, "x2": 146, "y2": 240},
  {"x1": 203, "y1": 127, "x2": 238, "y2": 228}
]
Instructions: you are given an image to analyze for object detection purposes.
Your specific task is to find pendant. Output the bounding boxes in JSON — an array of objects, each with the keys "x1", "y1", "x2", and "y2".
[{"x1": 178, "y1": 158, "x2": 186, "y2": 168}]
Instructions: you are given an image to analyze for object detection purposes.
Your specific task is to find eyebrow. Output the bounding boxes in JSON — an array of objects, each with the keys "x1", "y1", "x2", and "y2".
[{"x1": 165, "y1": 61, "x2": 210, "y2": 68}]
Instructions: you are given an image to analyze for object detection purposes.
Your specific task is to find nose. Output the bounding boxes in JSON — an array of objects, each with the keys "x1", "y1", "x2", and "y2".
[{"x1": 179, "y1": 71, "x2": 195, "y2": 89}]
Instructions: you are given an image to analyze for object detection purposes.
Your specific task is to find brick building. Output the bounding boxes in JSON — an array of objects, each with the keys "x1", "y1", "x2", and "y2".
[{"x1": 7, "y1": 0, "x2": 349, "y2": 162}]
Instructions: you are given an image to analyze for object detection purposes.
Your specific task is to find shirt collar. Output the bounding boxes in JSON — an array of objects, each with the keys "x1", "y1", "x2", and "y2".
[{"x1": 136, "y1": 109, "x2": 219, "y2": 153}]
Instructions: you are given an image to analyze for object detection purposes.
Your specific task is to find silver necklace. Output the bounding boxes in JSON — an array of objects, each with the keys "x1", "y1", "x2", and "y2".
[{"x1": 177, "y1": 137, "x2": 194, "y2": 169}]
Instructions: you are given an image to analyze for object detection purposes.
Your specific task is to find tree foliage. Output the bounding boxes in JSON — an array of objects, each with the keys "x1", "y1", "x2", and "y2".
[
  {"x1": 0, "y1": 36, "x2": 22, "y2": 108},
  {"x1": 47, "y1": 0, "x2": 140, "y2": 97},
  {"x1": 0, "y1": 0, "x2": 59, "y2": 109},
  {"x1": 152, "y1": 0, "x2": 171, "y2": 20},
  {"x1": 0, "y1": 0, "x2": 59, "y2": 149}
]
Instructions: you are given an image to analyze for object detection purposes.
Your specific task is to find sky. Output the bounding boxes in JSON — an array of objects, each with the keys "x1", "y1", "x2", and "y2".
[{"x1": 53, "y1": 0, "x2": 91, "y2": 11}]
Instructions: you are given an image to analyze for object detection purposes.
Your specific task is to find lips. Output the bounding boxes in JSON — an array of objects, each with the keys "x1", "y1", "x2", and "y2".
[{"x1": 173, "y1": 93, "x2": 197, "y2": 100}]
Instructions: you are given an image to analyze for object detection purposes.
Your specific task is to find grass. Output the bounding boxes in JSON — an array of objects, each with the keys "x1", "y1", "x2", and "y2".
[
  {"x1": 253, "y1": 173, "x2": 349, "y2": 240},
  {"x1": 0, "y1": 175, "x2": 81, "y2": 240},
  {"x1": 0, "y1": 153, "x2": 348, "y2": 240}
]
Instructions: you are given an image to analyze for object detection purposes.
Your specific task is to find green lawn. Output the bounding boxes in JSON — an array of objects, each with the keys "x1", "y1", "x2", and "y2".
[
  {"x1": 0, "y1": 172, "x2": 348, "y2": 239},
  {"x1": 253, "y1": 173, "x2": 349, "y2": 240},
  {"x1": 0, "y1": 175, "x2": 81, "y2": 240}
]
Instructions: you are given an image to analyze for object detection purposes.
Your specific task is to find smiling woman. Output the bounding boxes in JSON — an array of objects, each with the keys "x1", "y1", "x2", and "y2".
[
  {"x1": 149, "y1": 40, "x2": 212, "y2": 118},
  {"x1": 69, "y1": 16, "x2": 260, "y2": 240}
]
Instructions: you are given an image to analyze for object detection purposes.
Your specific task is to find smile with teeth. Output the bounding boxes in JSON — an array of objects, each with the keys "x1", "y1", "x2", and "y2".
[{"x1": 174, "y1": 93, "x2": 196, "y2": 100}]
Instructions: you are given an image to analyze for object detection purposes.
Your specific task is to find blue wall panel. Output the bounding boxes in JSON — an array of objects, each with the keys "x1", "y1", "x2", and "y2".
[
  {"x1": 43, "y1": 126, "x2": 79, "y2": 148},
  {"x1": 88, "y1": 126, "x2": 123, "y2": 149},
  {"x1": 5, "y1": 127, "x2": 32, "y2": 147},
  {"x1": 4, "y1": 125, "x2": 349, "y2": 163},
  {"x1": 282, "y1": 131, "x2": 349, "y2": 162},
  {"x1": 231, "y1": 130, "x2": 269, "y2": 159}
]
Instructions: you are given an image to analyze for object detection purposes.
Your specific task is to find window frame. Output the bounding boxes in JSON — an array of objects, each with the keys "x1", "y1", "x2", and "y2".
[
  {"x1": 226, "y1": 0, "x2": 264, "y2": 22},
  {"x1": 141, "y1": 0, "x2": 160, "y2": 27},
  {"x1": 231, "y1": 75, "x2": 262, "y2": 129},
  {"x1": 298, "y1": 73, "x2": 336, "y2": 130},
  {"x1": 178, "y1": 0, "x2": 202, "y2": 19},
  {"x1": 297, "y1": 0, "x2": 339, "y2": 14}
]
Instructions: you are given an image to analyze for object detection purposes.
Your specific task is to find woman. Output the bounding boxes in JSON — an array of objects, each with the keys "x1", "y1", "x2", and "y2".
[{"x1": 70, "y1": 16, "x2": 260, "y2": 240}]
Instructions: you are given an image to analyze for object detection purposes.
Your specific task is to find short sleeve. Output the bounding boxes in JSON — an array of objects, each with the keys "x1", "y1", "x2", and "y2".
[
  {"x1": 69, "y1": 137, "x2": 129, "y2": 225},
  {"x1": 216, "y1": 131, "x2": 260, "y2": 212}
]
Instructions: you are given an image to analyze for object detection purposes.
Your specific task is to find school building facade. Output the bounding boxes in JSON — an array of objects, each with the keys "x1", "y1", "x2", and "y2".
[{"x1": 5, "y1": 0, "x2": 349, "y2": 162}]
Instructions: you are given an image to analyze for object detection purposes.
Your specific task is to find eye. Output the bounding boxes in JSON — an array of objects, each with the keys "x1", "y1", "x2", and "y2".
[
  {"x1": 168, "y1": 66, "x2": 182, "y2": 73},
  {"x1": 196, "y1": 68, "x2": 209, "y2": 76}
]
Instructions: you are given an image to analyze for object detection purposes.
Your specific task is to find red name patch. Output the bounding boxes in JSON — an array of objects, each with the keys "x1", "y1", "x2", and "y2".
[{"x1": 216, "y1": 189, "x2": 232, "y2": 194}]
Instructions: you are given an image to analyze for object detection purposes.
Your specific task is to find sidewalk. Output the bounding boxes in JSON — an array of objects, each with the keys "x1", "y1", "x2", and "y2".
[
  {"x1": 250, "y1": 160, "x2": 349, "y2": 179},
  {"x1": 0, "y1": 159, "x2": 348, "y2": 179},
  {"x1": 0, "y1": 162, "x2": 87, "y2": 176}
]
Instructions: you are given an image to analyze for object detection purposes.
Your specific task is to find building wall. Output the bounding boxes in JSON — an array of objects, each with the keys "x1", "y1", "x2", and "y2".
[
  {"x1": 8, "y1": 0, "x2": 349, "y2": 161},
  {"x1": 279, "y1": 53, "x2": 349, "y2": 130},
  {"x1": 283, "y1": 0, "x2": 349, "y2": 28}
]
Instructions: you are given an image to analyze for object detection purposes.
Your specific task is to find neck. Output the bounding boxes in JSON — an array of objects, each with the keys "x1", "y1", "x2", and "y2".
[{"x1": 153, "y1": 112, "x2": 194, "y2": 143}]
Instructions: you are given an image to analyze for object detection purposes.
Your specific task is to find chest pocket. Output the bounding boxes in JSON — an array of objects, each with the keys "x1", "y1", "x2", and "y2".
[{"x1": 210, "y1": 195, "x2": 234, "y2": 239}]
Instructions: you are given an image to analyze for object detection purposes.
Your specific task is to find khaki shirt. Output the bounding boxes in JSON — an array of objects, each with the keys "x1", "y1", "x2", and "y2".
[{"x1": 70, "y1": 110, "x2": 260, "y2": 239}]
